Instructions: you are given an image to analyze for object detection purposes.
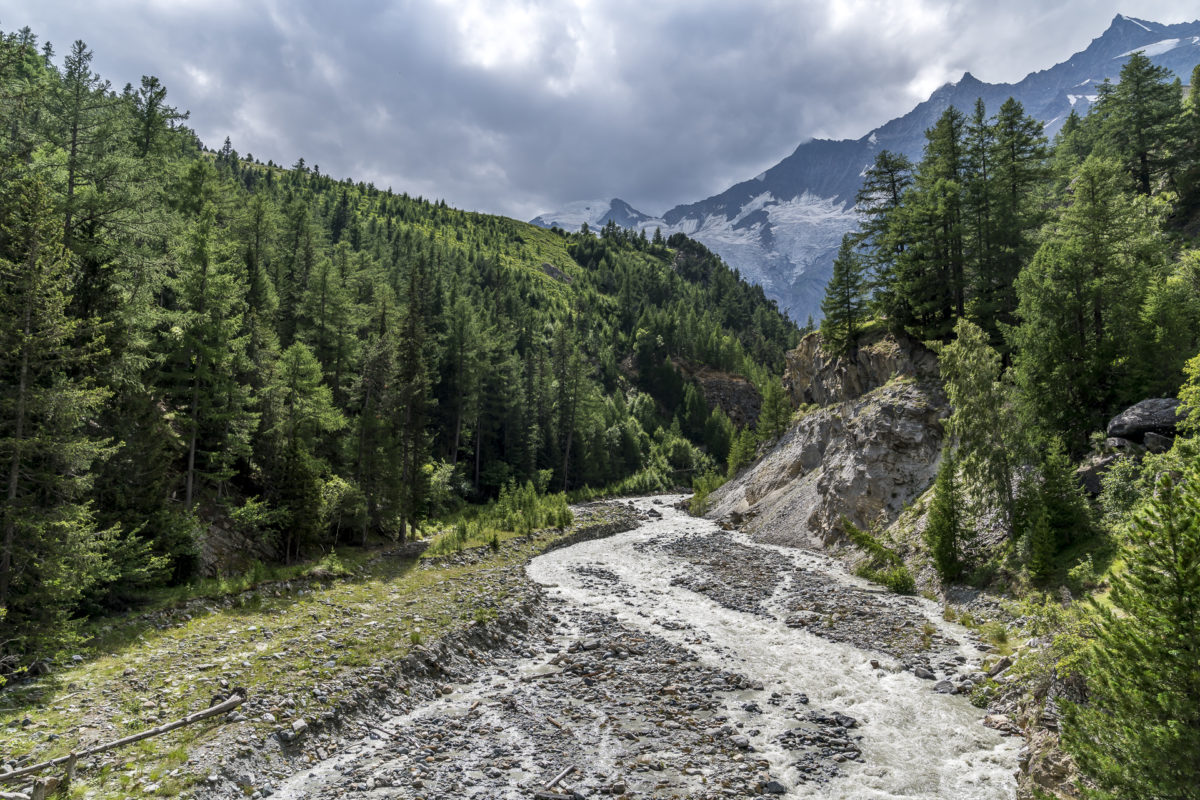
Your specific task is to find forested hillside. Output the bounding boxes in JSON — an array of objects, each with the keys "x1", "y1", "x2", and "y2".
[
  {"x1": 819, "y1": 52, "x2": 1200, "y2": 799},
  {"x1": 0, "y1": 28, "x2": 797, "y2": 672}
]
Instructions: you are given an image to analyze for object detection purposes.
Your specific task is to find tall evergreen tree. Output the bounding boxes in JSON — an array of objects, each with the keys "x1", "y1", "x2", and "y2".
[
  {"x1": 0, "y1": 175, "x2": 113, "y2": 657},
  {"x1": 924, "y1": 446, "x2": 963, "y2": 581},
  {"x1": 937, "y1": 318, "x2": 1018, "y2": 531},
  {"x1": 1093, "y1": 52, "x2": 1182, "y2": 196},
  {"x1": 1062, "y1": 465, "x2": 1200, "y2": 799},
  {"x1": 820, "y1": 234, "x2": 868, "y2": 358}
]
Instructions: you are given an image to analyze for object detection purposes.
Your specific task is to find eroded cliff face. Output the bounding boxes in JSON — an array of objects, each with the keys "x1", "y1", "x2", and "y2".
[
  {"x1": 784, "y1": 329, "x2": 940, "y2": 407},
  {"x1": 706, "y1": 331, "x2": 946, "y2": 549}
]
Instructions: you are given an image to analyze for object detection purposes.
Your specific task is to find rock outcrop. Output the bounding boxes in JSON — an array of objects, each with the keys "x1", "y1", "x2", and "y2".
[
  {"x1": 707, "y1": 332, "x2": 946, "y2": 548},
  {"x1": 784, "y1": 330, "x2": 939, "y2": 407},
  {"x1": 1106, "y1": 397, "x2": 1183, "y2": 442},
  {"x1": 674, "y1": 359, "x2": 762, "y2": 428}
]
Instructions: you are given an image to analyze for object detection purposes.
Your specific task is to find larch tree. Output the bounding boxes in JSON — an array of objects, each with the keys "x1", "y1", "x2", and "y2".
[{"x1": 0, "y1": 175, "x2": 113, "y2": 658}]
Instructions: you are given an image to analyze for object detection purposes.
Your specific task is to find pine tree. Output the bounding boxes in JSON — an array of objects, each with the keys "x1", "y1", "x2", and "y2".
[
  {"x1": 890, "y1": 107, "x2": 967, "y2": 340},
  {"x1": 260, "y1": 343, "x2": 345, "y2": 560},
  {"x1": 1026, "y1": 496, "x2": 1056, "y2": 581},
  {"x1": 819, "y1": 234, "x2": 868, "y2": 357},
  {"x1": 1094, "y1": 52, "x2": 1182, "y2": 195},
  {"x1": 924, "y1": 447, "x2": 962, "y2": 580},
  {"x1": 986, "y1": 97, "x2": 1048, "y2": 332},
  {"x1": 1062, "y1": 465, "x2": 1200, "y2": 798},
  {"x1": 756, "y1": 379, "x2": 792, "y2": 442},
  {"x1": 1011, "y1": 155, "x2": 1167, "y2": 448}
]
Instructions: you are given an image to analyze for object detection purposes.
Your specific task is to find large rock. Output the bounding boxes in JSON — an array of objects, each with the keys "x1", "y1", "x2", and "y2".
[
  {"x1": 1106, "y1": 398, "x2": 1183, "y2": 443},
  {"x1": 705, "y1": 378, "x2": 947, "y2": 548},
  {"x1": 1076, "y1": 455, "x2": 1119, "y2": 496},
  {"x1": 784, "y1": 330, "x2": 939, "y2": 407},
  {"x1": 709, "y1": 330, "x2": 947, "y2": 549}
]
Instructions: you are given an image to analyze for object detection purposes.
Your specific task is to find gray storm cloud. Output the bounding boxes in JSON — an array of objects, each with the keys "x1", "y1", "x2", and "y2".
[{"x1": 4, "y1": 0, "x2": 1196, "y2": 219}]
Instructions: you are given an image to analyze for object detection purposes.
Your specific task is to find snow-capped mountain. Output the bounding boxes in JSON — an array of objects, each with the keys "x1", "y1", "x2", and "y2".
[
  {"x1": 530, "y1": 198, "x2": 655, "y2": 232},
  {"x1": 531, "y1": 14, "x2": 1200, "y2": 322}
]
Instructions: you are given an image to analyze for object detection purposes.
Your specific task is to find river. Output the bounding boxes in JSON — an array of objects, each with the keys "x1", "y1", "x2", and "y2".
[{"x1": 275, "y1": 496, "x2": 1017, "y2": 799}]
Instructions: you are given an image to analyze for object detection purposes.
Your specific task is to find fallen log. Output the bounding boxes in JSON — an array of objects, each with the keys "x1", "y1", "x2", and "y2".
[
  {"x1": 545, "y1": 764, "x2": 576, "y2": 789},
  {"x1": 0, "y1": 693, "x2": 245, "y2": 785}
]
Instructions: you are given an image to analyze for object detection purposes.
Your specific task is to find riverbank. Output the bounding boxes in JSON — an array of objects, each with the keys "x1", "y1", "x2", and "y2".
[
  {"x1": 262, "y1": 496, "x2": 1016, "y2": 799},
  {"x1": 0, "y1": 503, "x2": 642, "y2": 799}
]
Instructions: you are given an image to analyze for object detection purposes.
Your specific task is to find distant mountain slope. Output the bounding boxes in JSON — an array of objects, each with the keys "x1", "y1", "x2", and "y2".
[{"x1": 532, "y1": 14, "x2": 1200, "y2": 321}]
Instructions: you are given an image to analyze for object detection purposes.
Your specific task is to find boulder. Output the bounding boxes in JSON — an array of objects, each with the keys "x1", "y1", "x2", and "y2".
[
  {"x1": 1107, "y1": 398, "x2": 1183, "y2": 442},
  {"x1": 1076, "y1": 454, "x2": 1119, "y2": 495},
  {"x1": 704, "y1": 378, "x2": 947, "y2": 549},
  {"x1": 1144, "y1": 431, "x2": 1174, "y2": 453}
]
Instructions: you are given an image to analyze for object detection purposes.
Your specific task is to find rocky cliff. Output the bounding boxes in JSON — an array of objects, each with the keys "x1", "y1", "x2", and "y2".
[{"x1": 705, "y1": 331, "x2": 946, "y2": 548}]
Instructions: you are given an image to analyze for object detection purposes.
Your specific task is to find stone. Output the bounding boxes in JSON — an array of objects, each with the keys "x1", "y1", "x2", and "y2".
[
  {"x1": 1144, "y1": 431, "x2": 1173, "y2": 453},
  {"x1": 1107, "y1": 398, "x2": 1183, "y2": 442},
  {"x1": 1076, "y1": 455, "x2": 1119, "y2": 495},
  {"x1": 988, "y1": 655, "x2": 1013, "y2": 678},
  {"x1": 763, "y1": 779, "x2": 787, "y2": 794},
  {"x1": 933, "y1": 680, "x2": 954, "y2": 694},
  {"x1": 913, "y1": 666, "x2": 935, "y2": 680},
  {"x1": 291, "y1": 718, "x2": 308, "y2": 736}
]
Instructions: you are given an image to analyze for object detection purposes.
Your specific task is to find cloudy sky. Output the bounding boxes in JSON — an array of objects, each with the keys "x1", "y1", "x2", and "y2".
[{"x1": 3, "y1": 1, "x2": 1197, "y2": 219}]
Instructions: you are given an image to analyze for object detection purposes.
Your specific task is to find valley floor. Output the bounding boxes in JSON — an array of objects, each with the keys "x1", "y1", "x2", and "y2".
[{"x1": 266, "y1": 497, "x2": 1016, "y2": 800}]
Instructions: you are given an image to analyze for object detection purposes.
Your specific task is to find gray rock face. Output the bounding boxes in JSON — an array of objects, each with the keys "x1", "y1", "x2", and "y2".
[
  {"x1": 784, "y1": 331, "x2": 939, "y2": 408},
  {"x1": 707, "y1": 333, "x2": 946, "y2": 549},
  {"x1": 1106, "y1": 398, "x2": 1183, "y2": 442}
]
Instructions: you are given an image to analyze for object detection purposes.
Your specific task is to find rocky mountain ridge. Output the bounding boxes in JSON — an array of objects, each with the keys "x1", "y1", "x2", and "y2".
[{"x1": 532, "y1": 14, "x2": 1200, "y2": 322}]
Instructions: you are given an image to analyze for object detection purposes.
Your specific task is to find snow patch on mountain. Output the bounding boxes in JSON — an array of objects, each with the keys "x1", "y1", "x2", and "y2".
[{"x1": 1118, "y1": 38, "x2": 1182, "y2": 58}]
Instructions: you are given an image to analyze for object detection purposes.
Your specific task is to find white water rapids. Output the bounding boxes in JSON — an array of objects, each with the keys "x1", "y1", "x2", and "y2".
[
  {"x1": 276, "y1": 495, "x2": 1017, "y2": 799},
  {"x1": 527, "y1": 496, "x2": 1017, "y2": 799}
]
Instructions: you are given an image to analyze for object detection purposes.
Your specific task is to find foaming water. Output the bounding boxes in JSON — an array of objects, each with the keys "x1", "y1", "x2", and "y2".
[{"x1": 527, "y1": 496, "x2": 1017, "y2": 799}]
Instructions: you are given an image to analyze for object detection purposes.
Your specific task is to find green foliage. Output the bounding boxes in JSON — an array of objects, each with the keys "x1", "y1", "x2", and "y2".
[
  {"x1": 1010, "y1": 156, "x2": 1170, "y2": 449},
  {"x1": 820, "y1": 234, "x2": 868, "y2": 357},
  {"x1": 1181, "y1": 347, "x2": 1200, "y2": 436},
  {"x1": 726, "y1": 427, "x2": 759, "y2": 478},
  {"x1": 843, "y1": 518, "x2": 916, "y2": 594},
  {"x1": 937, "y1": 317, "x2": 1020, "y2": 528},
  {"x1": 1061, "y1": 464, "x2": 1200, "y2": 799},
  {"x1": 689, "y1": 470, "x2": 728, "y2": 515},
  {"x1": 756, "y1": 379, "x2": 792, "y2": 442},
  {"x1": 924, "y1": 448, "x2": 963, "y2": 581}
]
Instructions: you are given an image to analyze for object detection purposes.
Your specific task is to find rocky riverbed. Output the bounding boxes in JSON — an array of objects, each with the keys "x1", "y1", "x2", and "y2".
[{"x1": 265, "y1": 496, "x2": 1016, "y2": 799}]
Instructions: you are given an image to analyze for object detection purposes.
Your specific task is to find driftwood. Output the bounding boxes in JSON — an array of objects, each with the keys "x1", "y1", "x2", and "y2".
[
  {"x1": 0, "y1": 693, "x2": 245, "y2": 785},
  {"x1": 545, "y1": 764, "x2": 576, "y2": 789}
]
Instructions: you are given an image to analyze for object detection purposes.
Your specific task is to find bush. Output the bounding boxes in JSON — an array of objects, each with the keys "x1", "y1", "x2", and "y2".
[
  {"x1": 844, "y1": 517, "x2": 916, "y2": 595},
  {"x1": 690, "y1": 470, "x2": 727, "y2": 515}
]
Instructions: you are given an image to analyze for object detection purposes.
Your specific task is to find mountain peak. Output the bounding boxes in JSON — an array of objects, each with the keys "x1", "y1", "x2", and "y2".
[{"x1": 1109, "y1": 14, "x2": 1157, "y2": 34}]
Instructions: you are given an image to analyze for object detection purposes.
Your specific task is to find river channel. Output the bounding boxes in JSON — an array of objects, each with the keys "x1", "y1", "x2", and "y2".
[{"x1": 275, "y1": 496, "x2": 1017, "y2": 799}]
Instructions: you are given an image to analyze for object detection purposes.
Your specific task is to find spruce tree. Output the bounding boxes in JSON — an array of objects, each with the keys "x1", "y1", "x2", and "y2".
[
  {"x1": 1062, "y1": 465, "x2": 1200, "y2": 798},
  {"x1": 756, "y1": 380, "x2": 792, "y2": 442},
  {"x1": 820, "y1": 234, "x2": 867, "y2": 358},
  {"x1": 937, "y1": 318, "x2": 1018, "y2": 531}
]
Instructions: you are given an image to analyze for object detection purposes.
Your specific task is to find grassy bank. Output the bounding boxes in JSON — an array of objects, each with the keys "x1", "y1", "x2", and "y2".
[{"x1": 0, "y1": 504, "x2": 631, "y2": 798}]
